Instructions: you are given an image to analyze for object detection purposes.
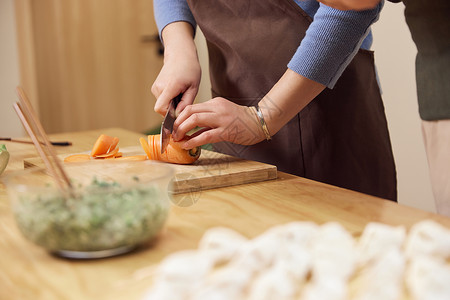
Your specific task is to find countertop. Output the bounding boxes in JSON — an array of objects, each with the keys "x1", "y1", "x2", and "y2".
[{"x1": 1, "y1": 128, "x2": 449, "y2": 300}]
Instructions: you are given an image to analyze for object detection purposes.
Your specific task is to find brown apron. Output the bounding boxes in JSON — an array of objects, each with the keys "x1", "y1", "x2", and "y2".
[{"x1": 186, "y1": 0, "x2": 397, "y2": 201}]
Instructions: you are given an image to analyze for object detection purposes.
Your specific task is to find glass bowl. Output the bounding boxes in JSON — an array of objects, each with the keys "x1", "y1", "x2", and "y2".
[{"x1": 3, "y1": 160, "x2": 174, "y2": 259}]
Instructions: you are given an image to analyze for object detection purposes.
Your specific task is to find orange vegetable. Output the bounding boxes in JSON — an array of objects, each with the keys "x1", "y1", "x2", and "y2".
[
  {"x1": 115, "y1": 155, "x2": 147, "y2": 161},
  {"x1": 139, "y1": 137, "x2": 152, "y2": 160},
  {"x1": 93, "y1": 146, "x2": 119, "y2": 158},
  {"x1": 91, "y1": 134, "x2": 119, "y2": 157},
  {"x1": 66, "y1": 133, "x2": 198, "y2": 164},
  {"x1": 66, "y1": 135, "x2": 144, "y2": 163},
  {"x1": 140, "y1": 134, "x2": 200, "y2": 164},
  {"x1": 64, "y1": 154, "x2": 91, "y2": 163}
]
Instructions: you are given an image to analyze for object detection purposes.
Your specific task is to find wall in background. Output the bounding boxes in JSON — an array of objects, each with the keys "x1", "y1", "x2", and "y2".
[{"x1": 0, "y1": 0, "x2": 24, "y2": 137}]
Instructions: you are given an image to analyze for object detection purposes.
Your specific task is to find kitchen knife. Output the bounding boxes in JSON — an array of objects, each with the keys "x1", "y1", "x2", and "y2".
[{"x1": 160, "y1": 94, "x2": 182, "y2": 154}]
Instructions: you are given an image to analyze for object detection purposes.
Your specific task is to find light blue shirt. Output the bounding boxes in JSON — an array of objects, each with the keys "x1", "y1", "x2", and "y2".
[{"x1": 154, "y1": 0, "x2": 383, "y2": 88}]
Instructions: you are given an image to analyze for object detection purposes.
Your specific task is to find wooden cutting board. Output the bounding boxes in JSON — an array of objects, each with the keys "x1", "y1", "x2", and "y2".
[{"x1": 23, "y1": 146, "x2": 277, "y2": 194}]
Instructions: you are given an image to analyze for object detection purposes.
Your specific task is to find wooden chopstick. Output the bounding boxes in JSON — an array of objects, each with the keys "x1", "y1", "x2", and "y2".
[
  {"x1": 0, "y1": 137, "x2": 72, "y2": 146},
  {"x1": 13, "y1": 103, "x2": 68, "y2": 193},
  {"x1": 14, "y1": 86, "x2": 73, "y2": 192}
]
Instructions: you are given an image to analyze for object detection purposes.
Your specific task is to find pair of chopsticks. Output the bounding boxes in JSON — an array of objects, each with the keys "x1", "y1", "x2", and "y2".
[{"x1": 13, "y1": 86, "x2": 73, "y2": 194}]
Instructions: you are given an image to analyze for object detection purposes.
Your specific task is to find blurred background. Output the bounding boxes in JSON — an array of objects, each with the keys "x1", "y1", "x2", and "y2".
[{"x1": 0, "y1": 0, "x2": 434, "y2": 212}]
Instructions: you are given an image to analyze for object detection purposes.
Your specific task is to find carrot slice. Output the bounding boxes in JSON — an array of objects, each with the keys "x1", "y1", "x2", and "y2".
[
  {"x1": 154, "y1": 135, "x2": 161, "y2": 160},
  {"x1": 64, "y1": 154, "x2": 91, "y2": 163},
  {"x1": 91, "y1": 134, "x2": 118, "y2": 157},
  {"x1": 140, "y1": 137, "x2": 152, "y2": 160},
  {"x1": 94, "y1": 146, "x2": 119, "y2": 158},
  {"x1": 148, "y1": 135, "x2": 159, "y2": 161},
  {"x1": 152, "y1": 135, "x2": 159, "y2": 160},
  {"x1": 114, "y1": 152, "x2": 123, "y2": 158},
  {"x1": 109, "y1": 137, "x2": 119, "y2": 153},
  {"x1": 115, "y1": 155, "x2": 147, "y2": 161}
]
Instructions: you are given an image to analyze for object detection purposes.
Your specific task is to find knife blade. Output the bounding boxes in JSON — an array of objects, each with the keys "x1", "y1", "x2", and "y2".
[{"x1": 160, "y1": 94, "x2": 182, "y2": 154}]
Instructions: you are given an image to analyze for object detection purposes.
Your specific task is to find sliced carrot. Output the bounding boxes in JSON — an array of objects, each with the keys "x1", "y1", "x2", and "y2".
[
  {"x1": 164, "y1": 137, "x2": 199, "y2": 164},
  {"x1": 150, "y1": 135, "x2": 160, "y2": 160},
  {"x1": 91, "y1": 134, "x2": 118, "y2": 157},
  {"x1": 140, "y1": 137, "x2": 152, "y2": 160},
  {"x1": 114, "y1": 152, "x2": 123, "y2": 158},
  {"x1": 148, "y1": 135, "x2": 156, "y2": 160},
  {"x1": 64, "y1": 154, "x2": 91, "y2": 163},
  {"x1": 115, "y1": 155, "x2": 147, "y2": 161},
  {"x1": 141, "y1": 134, "x2": 200, "y2": 165},
  {"x1": 109, "y1": 137, "x2": 119, "y2": 153},
  {"x1": 94, "y1": 146, "x2": 119, "y2": 158}
]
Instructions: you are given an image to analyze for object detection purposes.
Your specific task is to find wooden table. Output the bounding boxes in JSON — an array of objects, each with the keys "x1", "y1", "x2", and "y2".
[{"x1": 1, "y1": 128, "x2": 449, "y2": 300}]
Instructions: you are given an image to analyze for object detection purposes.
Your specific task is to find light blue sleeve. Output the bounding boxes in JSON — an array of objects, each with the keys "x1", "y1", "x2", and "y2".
[
  {"x1": 288, "y1": 2, "x2": 384, "y2": 88},
  {"x1": 153, "y1": 0, "x2": 196, "y2": 36},
  {"x1": 153, "y1": 0, "x2": 383, "y2": 89}
]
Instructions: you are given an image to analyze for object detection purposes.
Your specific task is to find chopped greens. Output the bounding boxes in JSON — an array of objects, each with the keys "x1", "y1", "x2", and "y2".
[
  {"x1": 13, "y1": 177, "x2": 169, "y2": 252},
  {"x1": 0, "y1": 144, "x2": 9, "y2": 175}
]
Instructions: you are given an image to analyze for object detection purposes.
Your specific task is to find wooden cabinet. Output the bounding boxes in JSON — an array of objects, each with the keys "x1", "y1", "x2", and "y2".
[{"x1": 15, "y1": 0, "x2": 164, "y2": 134}]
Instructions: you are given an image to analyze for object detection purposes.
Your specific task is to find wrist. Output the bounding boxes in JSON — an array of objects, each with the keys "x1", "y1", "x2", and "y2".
[
  {"x1": 162, "y1": 22, "x2": 198, "y2": 62},
  {"x1": 254, "y1": 106, "x2": 272, "y2": 141},
  {"x1": 257, "y1": 96, "x2": 283, "y2": 137}
]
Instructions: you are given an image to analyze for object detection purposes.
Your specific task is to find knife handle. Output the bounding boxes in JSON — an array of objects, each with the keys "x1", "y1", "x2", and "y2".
[{"x1": 172, "y1": 93, "x2": 182, "y2": 109}]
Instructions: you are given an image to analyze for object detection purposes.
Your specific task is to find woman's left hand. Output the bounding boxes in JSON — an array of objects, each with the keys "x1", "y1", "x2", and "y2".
[{"x1": 172, "y1": 97, "x2": 266, "y2": 149}]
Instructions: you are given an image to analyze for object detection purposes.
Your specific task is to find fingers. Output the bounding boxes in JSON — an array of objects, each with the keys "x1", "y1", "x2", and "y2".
[
  {"x1": 154, "y1": 83, "x2": 183, "y2": 116},
  {"x1": 153, "y1": 83, "x2": 198, "y2": 116},
  {"x1": 151, "y1": 59, "x2": 201, "y2": 116},
  {"x1": 173, "y1": 110, "x2": 218, "y2": 141},
  {"x1": 174, "y1": 101, "x2": 217, "y2": 127},
  {"x1": 175, "y1": 87, "x2": 198, "y2": 116},
  {"x1": 182, "y1": 128, "x2": 223, "y2": 149},
  {"x1": 171, "y1": 97, "x2": 265, "y2": 149}
]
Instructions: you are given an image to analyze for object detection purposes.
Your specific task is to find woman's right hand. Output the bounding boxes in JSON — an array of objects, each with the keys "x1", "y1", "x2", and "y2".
[{"x1": 151, "y1": 22, "x2": 201, "y2": 116}]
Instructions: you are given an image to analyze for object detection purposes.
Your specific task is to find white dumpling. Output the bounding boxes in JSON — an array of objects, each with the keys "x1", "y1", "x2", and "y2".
[
  {"x1": 190, "y1": 264, "x2": 253, "y2": 300},
  {"x1": 277, "y1": 221, "x2": 319, "y2": 246},
  {"x1": 269, "y1": 222, "x2": 317, "y2": 280},
  {"x1": 231, "y1": 228, "x2": 284, "y2": 272},
  {"x1": 309, "y1": 222, "x2": 356, "y2": 280},
  {"x1": 352, "y1": 248, "x2": 405, "y2": 300},
  {"x1": 406, "y1": 256, "x2": 450, "y2": 300},
  {"x1": 198, "y1": 227, "x2": 248, "y2": 264},
  {"x1": 248, "y1": 260, "x2": 300, "y2": 300},
  {"x1": 356, "y1": 222, "x2": 406, "y2": 267},
  {"x1": 143, "y1": 280, "x2": 187, "y2": 300},
  {"x1": 300, "y1": 277, "x2": 348, "y2": 300},
  {"x1": 149, "y1": 249, "x2": 213, "y2": 298},
  {"x1": 405, "y1": 220, "x2": 450, "y2": 260}
]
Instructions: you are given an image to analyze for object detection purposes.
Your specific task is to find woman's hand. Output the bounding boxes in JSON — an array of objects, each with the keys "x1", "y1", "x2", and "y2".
[
  {"x1": 151, "y1": 22, "x2": 201, "y2": 116},
  {"x1": 172, "y1": 69, "x2": 326, "y2": 150},
  {"x1": 172, "y1": 98, "x2": 266, "y2": 149}
]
